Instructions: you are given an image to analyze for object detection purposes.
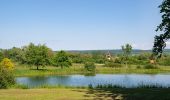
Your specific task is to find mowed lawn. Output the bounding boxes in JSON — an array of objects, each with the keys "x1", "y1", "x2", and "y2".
[
  {"x1": 0, "y1": 89, "x2": 93, "y2": 100},
  {"x1": 1, "y1": 88, "x2": 170, "y2": 100}
]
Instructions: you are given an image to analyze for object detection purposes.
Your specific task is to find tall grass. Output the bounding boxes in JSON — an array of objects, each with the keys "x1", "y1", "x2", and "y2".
[{"x1": 88, "y1": 84, "x2": 170, "y2": 89}]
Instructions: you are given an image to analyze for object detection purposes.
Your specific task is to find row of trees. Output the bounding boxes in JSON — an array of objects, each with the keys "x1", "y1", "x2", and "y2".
[
  {"x1": 0, "y1": 43, "x2": 72, "y2": 70},
  {"x1": 0, "y1": 42, "x2": 170, "y2": 70}
]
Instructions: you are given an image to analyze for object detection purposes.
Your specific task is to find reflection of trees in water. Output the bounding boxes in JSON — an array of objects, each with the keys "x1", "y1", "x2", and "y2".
[
  {"x1": 17, "y1": 74, "x2": 170, "y2": 88},
  {"x1": 27, "y1": 76, "x2": 49, "y2": 86},
  {"x1": 84, "y1": 72, "x2": 96, "y2": 76},
  {"x1": 47, "y1": 76, "x2": 71, "y2": 85},
  {"x1": 123, "y1": 75, "x2": 132, "y2": 87}
]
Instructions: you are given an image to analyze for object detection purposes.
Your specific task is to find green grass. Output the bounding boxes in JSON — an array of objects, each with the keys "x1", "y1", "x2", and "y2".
[
  {"x1": 10, "y1": 84, "x2": 87, "y2": 89},
  {"x1": 7, "y1": 63, "x2": 170, "y2": 100},
  {"x1": 14, "y1": 63, "x2": 170, "y2": 76},
  {"x1": 1, "y1": 88, "x2": 170, "y2": 100}
]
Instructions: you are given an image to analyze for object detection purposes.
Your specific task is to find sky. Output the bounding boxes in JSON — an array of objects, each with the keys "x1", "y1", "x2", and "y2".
[{"x1": 0, "y1": 0, "x2": 168, "y2": 50}]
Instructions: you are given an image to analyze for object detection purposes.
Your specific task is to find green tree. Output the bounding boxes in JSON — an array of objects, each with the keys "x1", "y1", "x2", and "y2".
[
  {"x1": 153, "y1": 0, "x2": 170, "y2": 58},
  {"x1": 25, "y1": 43, "x2": 51, "y2": 70},
  {"x1": 121, "y1": 44, "x2": 132, "y2": 68},
  {"x1": 53, "y1": 50, "x2": 72, "y2": 69},
  {"x1": 7, "y1": 47, "x2": 22, "y2": 61},
  {"x1": 84, "y1": 62, "x2": 96, "y2": 72}
]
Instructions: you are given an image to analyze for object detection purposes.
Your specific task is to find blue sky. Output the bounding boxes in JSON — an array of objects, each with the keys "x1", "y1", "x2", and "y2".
[{"x1": 0, "y1": 0, "x2": 167, "y2": 50}]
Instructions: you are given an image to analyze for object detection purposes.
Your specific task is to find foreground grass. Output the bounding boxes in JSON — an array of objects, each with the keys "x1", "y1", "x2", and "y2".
[
  {"x1": 14, "y1": 63, "x2": 170, "y2": 76},
  {"x1": 1, "y1": 88, "x2": 170, "y2": 100}
]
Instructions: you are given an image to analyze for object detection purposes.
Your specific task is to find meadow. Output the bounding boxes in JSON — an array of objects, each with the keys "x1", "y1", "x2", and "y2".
[
  {"x1": 1, "y1": 87, "x2": 170, "y2": 100},
  {"x1": 14, "y1": 63, "x2": 170, "y2": 76}
]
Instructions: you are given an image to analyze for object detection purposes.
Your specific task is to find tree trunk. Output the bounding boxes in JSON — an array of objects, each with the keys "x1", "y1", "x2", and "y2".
[
  {"x1": 126, "y1": 62, "x2": 128, "y2": 68},
  {"x1": 37, "y1": 65, "x2": 39, "y2": 70}
]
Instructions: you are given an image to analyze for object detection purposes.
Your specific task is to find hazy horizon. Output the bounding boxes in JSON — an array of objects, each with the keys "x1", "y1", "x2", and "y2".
[{"x1": 1, "y1": 0, "x2": 170, "y2": 50}]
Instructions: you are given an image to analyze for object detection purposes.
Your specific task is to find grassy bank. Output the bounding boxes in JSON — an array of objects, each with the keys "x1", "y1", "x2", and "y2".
[
  {"x1": 1, "y1": 87, "x2": 170, "y2": 100},
  {"x1": 14, "y1": 63, "x2": 170, "y2": 76}
]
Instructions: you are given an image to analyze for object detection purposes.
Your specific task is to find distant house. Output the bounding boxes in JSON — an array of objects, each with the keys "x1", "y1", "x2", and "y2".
[{"x1": 106, "y1": 51, "x2": 112, "y2": 60}]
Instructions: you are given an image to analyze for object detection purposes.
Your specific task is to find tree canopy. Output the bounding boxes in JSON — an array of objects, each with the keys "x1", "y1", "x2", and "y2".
[
  {"x1": 25, "y1": 43, "x2": 52, "y2": 70},
  {"x1": 121, "y1": 44, "x2": 132, "y2": 67},
  {"x1": 153, "y1": 0, "x2": 170, "y2": 58},
  {"x1": 53, "y1": 50, "x2": 72, "y2": 69},
  {"x1": 122, "y1": 44, "x2": 132, "y2": 58}
]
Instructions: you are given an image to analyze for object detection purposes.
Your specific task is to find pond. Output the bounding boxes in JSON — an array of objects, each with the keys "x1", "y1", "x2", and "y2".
[{"x1": 16, "y1": 74, "x2": 170, "y2": 88}]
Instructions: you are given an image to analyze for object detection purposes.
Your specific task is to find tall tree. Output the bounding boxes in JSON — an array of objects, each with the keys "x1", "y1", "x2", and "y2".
[
  {"x1": 153, "y1": 0, "x2": 170, "y2": 58},
  {"x1": 25, "y1": 43, "x2": 51, "y2": 70},
  {"x1": 121, "y1": 44, "x2": 132, "y2": 68},
  {"x1": 53, "y1": 50, "x2": 72, "y2": 69}
]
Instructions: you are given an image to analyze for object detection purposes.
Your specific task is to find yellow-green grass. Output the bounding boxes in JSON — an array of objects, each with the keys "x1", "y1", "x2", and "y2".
[
  {"x1": 0, "y1": 89, "x2": 92, "y2": 100},
  {"x1": 1, "y1": 88, "x2": 170, "y2": 100},
  {"x1": 14, "y1": 63, "x2": 170, "y2": 76}
]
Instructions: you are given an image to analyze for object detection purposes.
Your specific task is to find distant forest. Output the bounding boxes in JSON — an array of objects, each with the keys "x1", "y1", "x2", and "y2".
[{"x1": 67, "y1": 49, "x2": 170, "y2": 55}]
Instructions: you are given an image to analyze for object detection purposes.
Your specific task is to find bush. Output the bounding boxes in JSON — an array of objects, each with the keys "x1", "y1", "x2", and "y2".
[
  {"x1": 158, "y1": 57, "x2": 170, "y2": 66},
  {"x1": 0, "y1": 67, "x2": 15, "y2": 88},
  {"x1": 104, "y1": 61, "x2": 122, "y2": 68},
  {"x1": 1, "y1": 58, "x2": 14, "y2": 70},
  {"x1": 84, "y1": 62, "x2": 96, "y2": 72},
  {"x1": 114, "y1": 57, "x2": 122, "y2": 64},
  {"x1": 136, "y1": 65, "x2": 142, "y2": 69},
  {"x1": 143, "y1": 64, "x2": 157, "y2": 69}
]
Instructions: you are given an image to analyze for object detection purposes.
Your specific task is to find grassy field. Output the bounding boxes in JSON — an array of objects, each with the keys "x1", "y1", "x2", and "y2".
[
  {"x1": 1, "y1": 88, "x2": 170, "y2": 100},
  {"x1": 14, "y1": 63, "x2": 170, "y2": 76},
  {"x1": 4, "y1": 64, "x2": 170, "y2": 100}
]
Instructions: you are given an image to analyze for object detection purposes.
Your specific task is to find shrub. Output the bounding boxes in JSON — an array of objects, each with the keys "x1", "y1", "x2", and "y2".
[
  {"x1": 0, "y1": 67, "x2": 15, "y2": 88},
  {"x1": 84, "y1": 62, "x2": 96, "y2": 72},
  {"x1": 114, "y1": 57, "x2": 122, "y2": 64},
  {"x1": 104, "y1": 61, "x2": 122, "y2": 68},
  {"x1": 158, "y1": 57, "x2": 170, "y2": 66},
  {"x1": 1, "y1": 58, "x2": 14, "y2": 70},
  {"x1": 144, "y1": 64, "x2": 157, "y2": 69},
  {"x1": 136, "y1": 65, "x2": 142, "y2": 69}
]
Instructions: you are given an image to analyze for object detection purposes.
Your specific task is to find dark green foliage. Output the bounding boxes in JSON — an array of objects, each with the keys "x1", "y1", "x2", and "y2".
[
  {"x1": 25, "y1": 43, "x2": 52, "y2": 70},
  {"x1": 144, "y1": 64, "x2": 157, "y2": 69},
  {"x1": 7, "y1": 47, "x2": 22, "y2": 61},
  {"x1": 84, "y1": 62, "x2": 96, "y2": 71},
  {"x1": 0, "y1": 67, "x2": 15, "y2": 88},
  {"x1": 68, "y1": 53, "x2": 84, "y2": 63},
  {"x1": 114, "y1": 57, "x2": 122, "y2": 64},
  {"x1": 91, "y1": 52, "x2": 106, "y2": 64},
  {"x1": 122, "y1": 44, "x2": 132, "y2": 56},
  {"x1": 136, "y1": 65, "x2": 142, "y2": 69},
  {"x1": 68, "y1": 52, "x2": 106, "y2": 64},
  {"x1": 104, "y1": 61, "x2": 122, "y2": 68},
  {"x1": 137, "y1": 53, "x2": 151, "y2": 60},
  {"x1": 153, "y1": 0, "x2": 170, "y2": 58},
  {"x1": 0, "y1": 51, "x2": 4, "y2": 62},
  {"x1": 128, "y1": 56, "x2": 148, "y2": 65},
  {"x1": 158, "y1": 56, "x2": 170, "y2": 66},
  {"x1": 88, "y1": 84, "x2": 93, "y2": 89},
  {"x1": 53, "y1": 50, "x2": 72, "y2": 69},
  {"x1": 121, "y1": 44, "x2": 132, "y2": 67}
]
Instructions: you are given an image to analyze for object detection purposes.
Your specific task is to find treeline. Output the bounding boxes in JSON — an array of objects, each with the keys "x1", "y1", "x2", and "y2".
[{"x1": 0, "y1": 43, "x2": 170, "y2": 70}]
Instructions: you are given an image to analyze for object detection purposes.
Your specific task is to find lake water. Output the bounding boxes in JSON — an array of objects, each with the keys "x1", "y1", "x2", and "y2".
[{"x1": 16, "y1": 74, "x2": 170, "y2": 88}]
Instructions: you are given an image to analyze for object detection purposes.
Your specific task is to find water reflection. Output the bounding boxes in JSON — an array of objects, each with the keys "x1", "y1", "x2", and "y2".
[{"x1": 16, "y1": 74, "x2": 170, "y2": 88}]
